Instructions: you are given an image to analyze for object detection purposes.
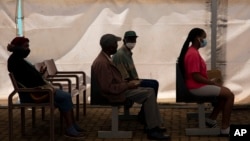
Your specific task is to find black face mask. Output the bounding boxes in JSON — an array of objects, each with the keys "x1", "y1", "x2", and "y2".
[{"x1": 14, "y1": 49, "x2": 30, "y2": 58}]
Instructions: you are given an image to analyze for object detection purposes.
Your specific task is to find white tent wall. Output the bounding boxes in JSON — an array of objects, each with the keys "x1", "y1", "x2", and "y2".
[{"x1": 0, "y1": 0, "x2": 250, "y2": 105}]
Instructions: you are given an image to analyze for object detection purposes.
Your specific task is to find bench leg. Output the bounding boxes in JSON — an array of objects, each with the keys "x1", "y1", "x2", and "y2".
[
  {"x1": 186, "y1": 103, "x2": 220, "y2": 135},
  {"x1": 119, "y1": 107, "x2": 137, "y2": 120},
  {"x1": 98, "y1": 106, "x2": 132, "y2": 138}
]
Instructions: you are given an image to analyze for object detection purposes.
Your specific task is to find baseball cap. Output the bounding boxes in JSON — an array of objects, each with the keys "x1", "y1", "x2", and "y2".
[{"x1": 100, "y1": 34, "x2": 121, "y2": 47}]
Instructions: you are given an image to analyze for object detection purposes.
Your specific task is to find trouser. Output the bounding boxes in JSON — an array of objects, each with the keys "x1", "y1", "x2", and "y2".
[
  {"x1": 140, "y1": 79, "x2": 159, "y2": 97},
  {"x1": 123, "y1": 87, "x2": 162, "y2": 129}
]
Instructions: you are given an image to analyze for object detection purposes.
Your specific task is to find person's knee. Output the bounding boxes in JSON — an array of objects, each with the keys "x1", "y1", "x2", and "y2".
[
  {"x1": 151, "y1": 79, "x2": 159, "y2": 87},
  {"x1": 220, "y1": 87, "x2": 234, "y2": 100},
  {"x1": 148, "y1": 88, "x2": 156, "y2": 98}
]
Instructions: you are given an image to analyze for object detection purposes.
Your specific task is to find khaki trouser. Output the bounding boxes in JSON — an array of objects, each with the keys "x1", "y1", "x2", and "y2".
[{"x1": 123, "y1": 87, "x2": 162, "y2": 129}]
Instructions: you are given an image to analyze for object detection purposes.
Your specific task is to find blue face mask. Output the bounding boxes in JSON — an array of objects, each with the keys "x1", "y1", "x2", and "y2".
[{"x1": 200, "y1": 39, "x2": 207, "y2": 47}]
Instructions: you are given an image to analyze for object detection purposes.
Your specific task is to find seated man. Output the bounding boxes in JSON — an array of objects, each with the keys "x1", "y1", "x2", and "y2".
[
  {"x1": 112, "y1": 30, "x2": 159, "y2": 96},
  {"x1": 7, "y1": 37, "x2": 85, "y2": 138},
  {"x1": 91, "y1": 33, "x2": 170, "y2": 140},
  {"x1": 112, "y1": 30, "x2": 159, "y2": 123}
]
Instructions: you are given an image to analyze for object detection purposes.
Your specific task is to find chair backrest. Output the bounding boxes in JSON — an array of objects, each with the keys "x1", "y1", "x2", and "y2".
[
  {"x1": 176, "y1": 63, "x2": 190, "y2": 102},
  {"x1": 44, "y1": 59, "x2": 58, "y2": 76},
  {"x1": 9, "y1": 73, "x2": 19, "y2": 90},
  {"x1": 9, "y1": 73, "x2": 35, "y2": 103}
]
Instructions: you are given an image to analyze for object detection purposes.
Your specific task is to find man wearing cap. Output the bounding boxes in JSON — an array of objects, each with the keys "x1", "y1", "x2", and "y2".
[
  {"x1": 112, "y1": 30, "x2": 159, "y2": 124},
  {"x1": 91, "y1": 33, "x2": 170, "y2": 140}
]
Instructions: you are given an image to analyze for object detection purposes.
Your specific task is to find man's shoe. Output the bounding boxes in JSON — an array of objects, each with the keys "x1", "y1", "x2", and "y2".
[
  {"x1": 144, "y1": 126, "x2": 167, "y2": 133},
  {"x1": 64, "y1": 132, "x2": 85, "y2": 139},
  {"x1": 74, "y1": 124, "x2": 86, "y2": 133},
  {"x1": 147, "y1": 129, "x2": 170, "y2": 140},
  {"x1": 156, "y1": 126, "x2": 167, "y2": 132}
]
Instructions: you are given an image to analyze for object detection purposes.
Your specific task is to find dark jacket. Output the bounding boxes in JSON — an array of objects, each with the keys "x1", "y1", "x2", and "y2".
[
  {"x1": 7, "y1": 53, "x2": 46, "y2": 102},
  {"x1": 91, "y1": 51, "x2": 128, "y2": 104}
]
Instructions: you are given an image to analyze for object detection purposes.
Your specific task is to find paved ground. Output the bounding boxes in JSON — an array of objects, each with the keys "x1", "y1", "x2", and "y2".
[{"x1": 0, "y1": 103, "x2": 249, "y2": 141}]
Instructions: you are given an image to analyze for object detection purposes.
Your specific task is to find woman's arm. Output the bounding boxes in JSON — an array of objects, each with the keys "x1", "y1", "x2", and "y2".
[{"x1": 192, "y1": 72, "x2": 216, "y2": 85}]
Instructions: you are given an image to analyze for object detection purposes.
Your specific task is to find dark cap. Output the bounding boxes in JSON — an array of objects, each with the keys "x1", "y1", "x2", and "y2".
[
  {"x1": 7, "y1": 36, "x2": 29, "y2": 52},
  {"x1": 100, "y1": 34, "x2": 121, "y2": 48},
  {"x1": 124, "y1": 31, "x2": 138, "y2": 38},
  {"x1": 11, "y1": 36, "x2": 29, "y2": 47}
]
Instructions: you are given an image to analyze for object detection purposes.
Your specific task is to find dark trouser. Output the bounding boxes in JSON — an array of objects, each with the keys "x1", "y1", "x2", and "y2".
[{"x1": 140, "y1": 79, "x2": 159, "y2": 97}]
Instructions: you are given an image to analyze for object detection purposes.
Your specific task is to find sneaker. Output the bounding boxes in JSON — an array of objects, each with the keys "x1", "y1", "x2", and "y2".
[
  {"x1": 205, "y1": 118, "x2": 217, "y2": 128},
  {"x1": 220, "y1": 127, "x2": 230, "y2": 137}
]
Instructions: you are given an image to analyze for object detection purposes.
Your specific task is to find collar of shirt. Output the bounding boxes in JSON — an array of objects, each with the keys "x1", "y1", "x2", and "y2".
[
  {"x1": 102, "y1": 51, "x2": 112, "y2": 62},
  {"x1": 121, "y1": 45, "x2": 133, "y2": 56}
]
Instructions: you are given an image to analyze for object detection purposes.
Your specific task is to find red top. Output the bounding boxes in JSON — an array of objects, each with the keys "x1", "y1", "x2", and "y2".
[{"x1": 184, "y1": 46, "x2": 208, "y2": 89}]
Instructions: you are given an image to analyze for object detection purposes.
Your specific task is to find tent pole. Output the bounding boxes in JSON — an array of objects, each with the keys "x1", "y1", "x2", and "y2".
[
  {"x1": 211, "y1": 0, "x2": 218, "y2": 70},
  {"x1": 16, "y1": 0, "x2": 24, "y2": 37}
]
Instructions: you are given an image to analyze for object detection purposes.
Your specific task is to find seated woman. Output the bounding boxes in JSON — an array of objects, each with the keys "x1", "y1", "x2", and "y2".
[
  {"x1": 177, "y1": 28, "x2": 234, "y2": 136},
  {"x1": 7, "y1": 36, "x2": 85, "y2": 138}
]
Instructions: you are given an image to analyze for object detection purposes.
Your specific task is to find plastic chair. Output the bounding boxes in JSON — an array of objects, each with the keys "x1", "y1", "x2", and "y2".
[{"x1": 8, "y1": 73, "x2": 55, "y2": 141}]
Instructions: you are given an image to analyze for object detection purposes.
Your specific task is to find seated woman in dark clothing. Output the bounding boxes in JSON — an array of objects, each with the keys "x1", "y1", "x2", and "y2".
[{"x1": 7, "y1": 36, "x2": 84, "y2": 138}]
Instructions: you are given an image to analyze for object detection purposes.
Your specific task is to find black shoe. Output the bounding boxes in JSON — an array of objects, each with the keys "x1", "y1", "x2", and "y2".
[
  {"x1": 145, "y1": 126, "x2": 167, "y2": 133},
  {"x1": 147, "y1": 129, "x2": 170, "y2": 140},
  {"x1": 156, "y1": 126, "x2": 167, "y2": 133},
  {"x1": 74, "y1": 124, "x2": 86, "y2": 133},
  {"x1": 64, "y1": 132, "x2": 85, "y2": 139}
]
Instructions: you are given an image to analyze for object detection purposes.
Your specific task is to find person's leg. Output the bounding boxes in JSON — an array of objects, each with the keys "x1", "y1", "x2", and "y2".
[
  {"x1": 54, "y1": 89, "x2": 85, "y2": 137},
  {"x1": 124, "y1": 88, "x2": 170, "y2": 140},
  {"x1": 218, "y1": 87, "x2": 234, "y2": 129},
  {"x1": 140, "y1": 79, "x2": 159, "y2": 96},
  {"x1": 190, "y1": 85, "x2": 234, "y2": 133},
  {"x1": 209, "y1": 98, "x2": 225, "y2": 120},
  {"x1": 124, "y1": 87, "x2": 161, "y2": 127}
]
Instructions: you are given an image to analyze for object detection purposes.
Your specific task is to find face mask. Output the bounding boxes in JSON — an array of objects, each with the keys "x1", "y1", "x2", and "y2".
[
  {"x1": 15, "y1": 49, "x2": 31, "y2": 58},
  {"x1": 200, "y1": 39, "x2": 207, "y2": 47},
  {"x1": 126, "y1": 43, "x2": 136, "y2": 50}
]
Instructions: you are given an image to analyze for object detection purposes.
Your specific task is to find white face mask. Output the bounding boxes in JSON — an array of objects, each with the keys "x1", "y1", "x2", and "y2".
[{"x1": 126, "y1": 43, "x2": 136, "y2": 50}]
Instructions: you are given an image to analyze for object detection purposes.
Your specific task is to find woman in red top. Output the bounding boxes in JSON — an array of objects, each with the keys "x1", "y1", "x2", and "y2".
[{"x1": 178, "y1": 28, "x2": 234, "y2": 135}]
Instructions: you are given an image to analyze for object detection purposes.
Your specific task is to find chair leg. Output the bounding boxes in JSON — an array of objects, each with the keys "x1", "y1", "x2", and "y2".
[
  {"x1": 42, "y1": 107, "x2": 45, "y2": 120},
  {"x1": 32, "y1": 107, "x2": 36, "y2": 128},
  {"x1": 185, "y1": 103, "x2": 220, "y2": 135},
  {"x1": 76, "y1": 95, "x2": 79, "y2": 121},
  {"x1": 83, "y1": 90, "x2": 86, "y2": 116},
  {"x1": 8, "y1": 106, "x2": 13, "y2": 141},
  {"x1": 50, "y1": 106, "x2": 55, "y2": 141},
  {"x1": 21, "y1": 107, "x2": 26, "y2": 135}
]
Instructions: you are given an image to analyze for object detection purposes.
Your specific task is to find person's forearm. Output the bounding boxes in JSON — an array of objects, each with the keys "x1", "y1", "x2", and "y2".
[{"x1": 192, "y1": 73, "x2": 215, "y2": 85}]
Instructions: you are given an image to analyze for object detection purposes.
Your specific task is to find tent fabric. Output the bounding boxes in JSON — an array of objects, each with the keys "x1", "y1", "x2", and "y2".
[{"x1": 0, "y1": 0, "x2": 250, "y2": 104}]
